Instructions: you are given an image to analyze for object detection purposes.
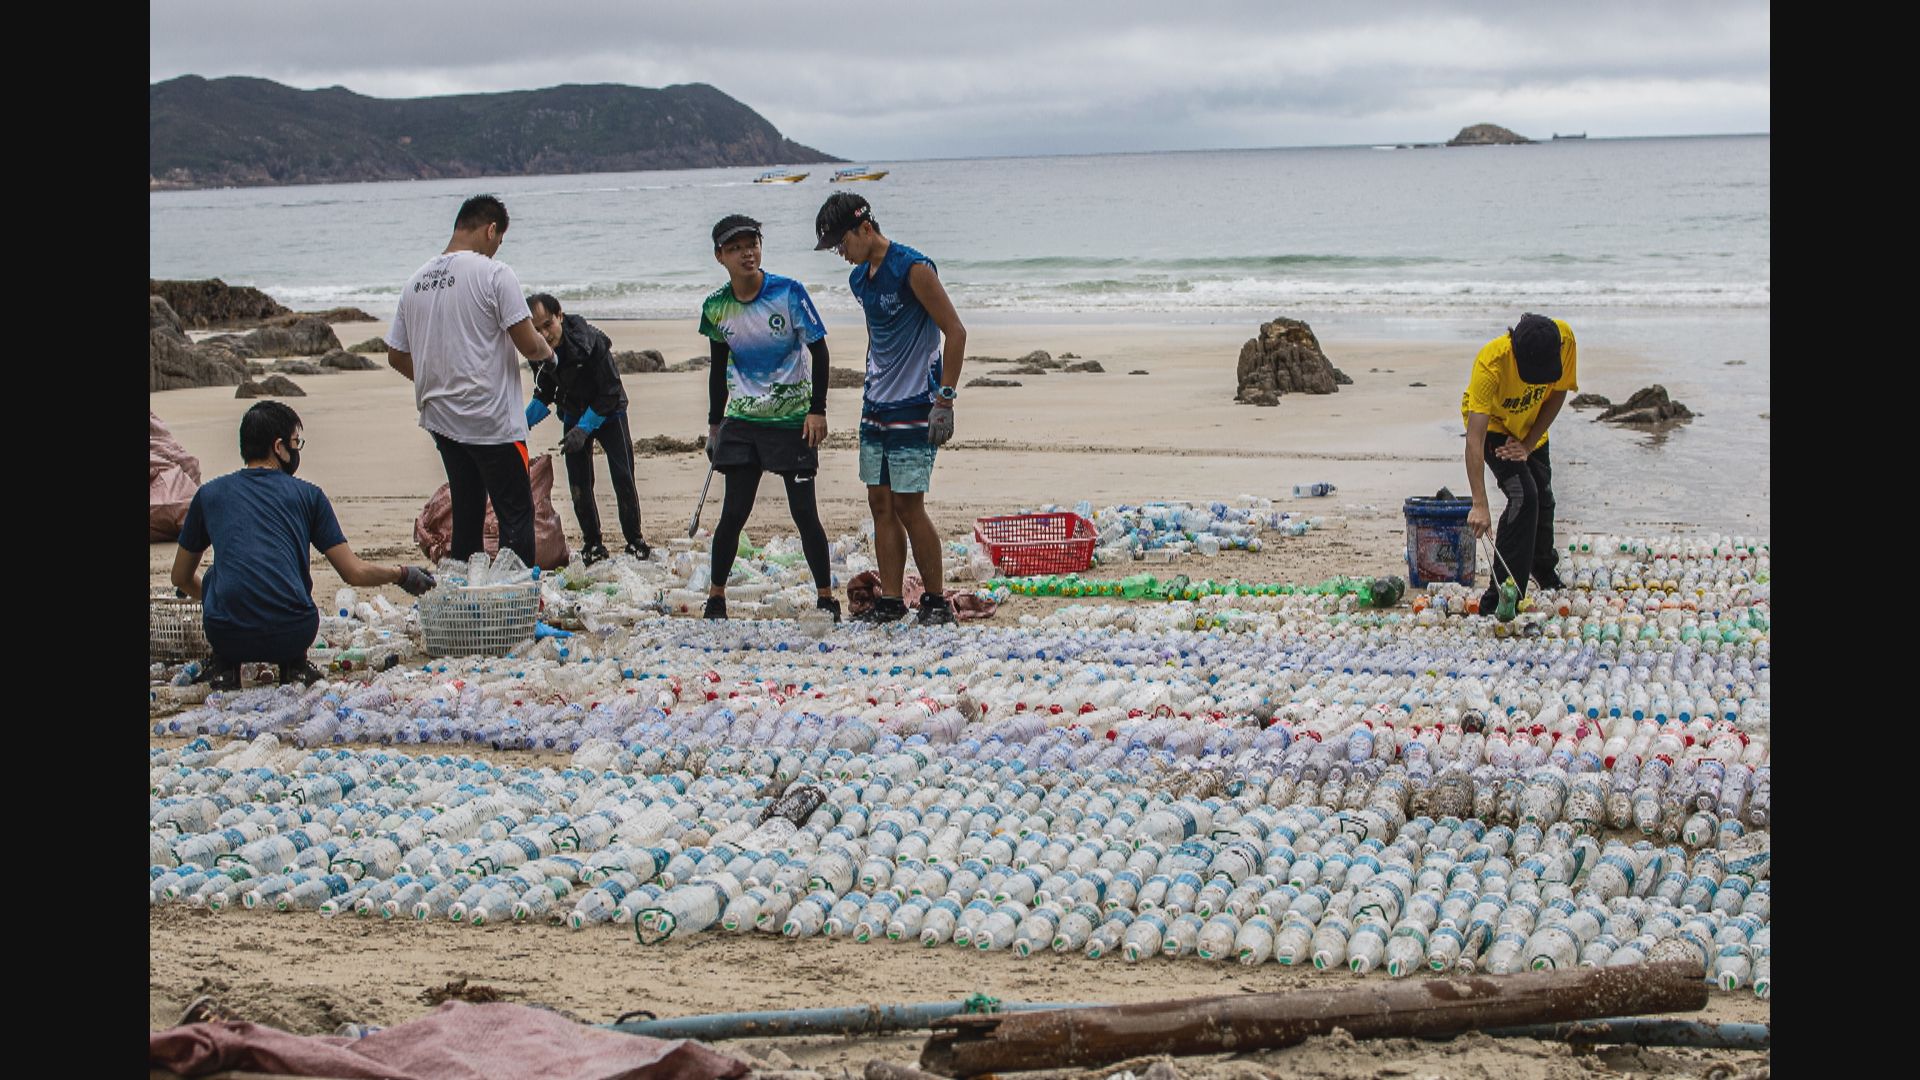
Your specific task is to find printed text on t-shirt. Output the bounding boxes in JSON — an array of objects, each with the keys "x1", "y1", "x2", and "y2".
[{"x1": 1501, "y1": 386, "x2": 1549, "y2": 413}]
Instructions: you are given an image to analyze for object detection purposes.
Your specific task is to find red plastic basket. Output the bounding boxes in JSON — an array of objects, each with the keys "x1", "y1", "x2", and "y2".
[{"x1": 974, "y1": 512, "x2": 1097, "y2": 576}]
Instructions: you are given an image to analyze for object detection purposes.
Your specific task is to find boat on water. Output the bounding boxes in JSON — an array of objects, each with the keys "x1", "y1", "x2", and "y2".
[
  {"x1": 830, "y1": 167, "x2": 889, "y2": 182},
  {"x1": 753, "y1": 170, "x2": 808, "y2": 183},
  {"x1": 1551, "y1": 133, "x2": 1587, "y2": 140}
]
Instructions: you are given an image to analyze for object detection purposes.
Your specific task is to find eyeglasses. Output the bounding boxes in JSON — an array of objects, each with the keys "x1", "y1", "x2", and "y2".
[{"x1": 286, "y1": 436, "x2": 306, "y2": 451}]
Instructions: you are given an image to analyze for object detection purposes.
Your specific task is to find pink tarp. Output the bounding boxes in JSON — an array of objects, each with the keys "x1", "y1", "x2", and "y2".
[
  {"x1": 845, "y1": 570, "x2": 998, "y2": 620},
  {"x1": 149, "y1": 1001, "x2": 750, "y2": 1080},
  {"x1": 150, "y1": 411, "x2": 204, "y2": 542},
  {"x1": 414, "y1": 454, "x2": 571, "y2": 570}
]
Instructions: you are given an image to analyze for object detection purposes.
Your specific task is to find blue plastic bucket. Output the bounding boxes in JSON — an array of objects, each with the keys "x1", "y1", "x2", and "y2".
[{"x1": 1404, "y1": 497, "x2": 1476, "y2": 587}]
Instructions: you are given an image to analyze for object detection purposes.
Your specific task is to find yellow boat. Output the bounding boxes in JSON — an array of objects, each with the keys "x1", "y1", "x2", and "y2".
[
  {"x1": 754, "y1": 170, "x2": 808, "y2": 184},
  {"x1": 830, "y1": 167, "x2": 889, "y2": 182}
]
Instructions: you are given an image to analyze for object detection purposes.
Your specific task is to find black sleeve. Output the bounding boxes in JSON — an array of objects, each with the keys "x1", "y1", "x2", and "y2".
[
  {"x1": 588, "y1": 334, "x2": 623, "y2": 418},
  {"x1": 531, "y1": 358, "x2": 557, "y2": 405},
  {"x1": 708, "y1": 340, "x2": 730, "y2": 426},
  {"x1": 807, "y1": 338, "x2": 830, "y2": 416}
]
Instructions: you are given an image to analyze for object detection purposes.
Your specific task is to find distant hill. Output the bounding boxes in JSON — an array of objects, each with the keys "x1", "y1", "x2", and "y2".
[
  {"x1": 149, "y1": 76, "x2": 842, "y2": 189},
  {"x1": 1447, "y1": 123, "x2": 1533, "y2": 146}
]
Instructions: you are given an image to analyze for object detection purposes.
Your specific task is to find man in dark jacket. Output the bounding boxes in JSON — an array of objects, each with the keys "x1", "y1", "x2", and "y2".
[{"x1": 525, "y1": 294, "x2": 651, "y2": 564}]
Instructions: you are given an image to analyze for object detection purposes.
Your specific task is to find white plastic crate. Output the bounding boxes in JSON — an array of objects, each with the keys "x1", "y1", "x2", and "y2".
[
  {"x1": 150, "y1": 596, "x2": 211, "y2": 663},
  {"x1": 418, "y1": 580, "x2": 540, "y2": 657}
]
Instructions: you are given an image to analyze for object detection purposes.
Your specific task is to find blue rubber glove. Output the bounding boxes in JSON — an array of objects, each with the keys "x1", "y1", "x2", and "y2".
[
  {"x1": 526, "y1": 399, "x2": 551, "y2": 428},
  {"x1": 534, "y1": 621, "x2": 572, "y2": 640},
  {"x1": 576, "y1": 406, "x2": 607, "y2": 434}
]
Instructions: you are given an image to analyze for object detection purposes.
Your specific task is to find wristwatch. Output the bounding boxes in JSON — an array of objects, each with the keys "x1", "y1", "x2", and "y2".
[{"x1": 936, "y1": 386, "x2": 958, "y2": 402}]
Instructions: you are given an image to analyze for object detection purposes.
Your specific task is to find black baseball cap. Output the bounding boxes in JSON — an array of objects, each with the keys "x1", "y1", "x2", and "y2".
[
  {"x1": 712, "y1": 214, "x2": 762, "y2": 248},
  {"x1": 1509, "y1": 313, "x2": 1563, "y2": 384},
  {"x1": 814, "y1": 192, "x2": 872, "y2": 250}
]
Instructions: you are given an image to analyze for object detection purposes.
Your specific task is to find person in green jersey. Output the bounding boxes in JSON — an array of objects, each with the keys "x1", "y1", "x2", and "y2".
[{"x1": 698, "y1": 214, "x2": 840, "y2": 622}]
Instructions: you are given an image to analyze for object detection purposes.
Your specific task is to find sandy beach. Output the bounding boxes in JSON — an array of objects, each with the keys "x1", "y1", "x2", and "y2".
[
  {"x1": 149, "y1": 316, "x2": 1767, "y2": 1078},
  {"x1": 149, "y1": 317, "x2": 1670, "y2": 601},
  {"x1": 149, "y1": 898, "x2": 1770, "y2": 1079}
]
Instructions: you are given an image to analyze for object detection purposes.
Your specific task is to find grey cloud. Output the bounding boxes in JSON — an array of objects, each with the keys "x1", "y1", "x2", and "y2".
[{"x1": 149, "y1": 0, "x2": 1769, "y2": 159}]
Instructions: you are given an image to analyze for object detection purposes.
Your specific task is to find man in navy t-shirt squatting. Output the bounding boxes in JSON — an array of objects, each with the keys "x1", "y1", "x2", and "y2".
[
  {"x1": 814, "y1": 193, "x2": 968, "y2": 625},
  {"x1": 171, "y1": 402, "x2": 438, "y2": 690}
]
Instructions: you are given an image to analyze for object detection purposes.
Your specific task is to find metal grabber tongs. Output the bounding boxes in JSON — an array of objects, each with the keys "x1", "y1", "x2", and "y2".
[{"x1": 1479, "y1": 533, "x2": 1522, "y2": 622}]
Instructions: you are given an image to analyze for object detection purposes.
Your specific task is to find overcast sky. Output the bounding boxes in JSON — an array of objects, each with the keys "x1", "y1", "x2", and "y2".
[{"x1": 150, "y1": 1, "x2": 1769, "y2": 161}]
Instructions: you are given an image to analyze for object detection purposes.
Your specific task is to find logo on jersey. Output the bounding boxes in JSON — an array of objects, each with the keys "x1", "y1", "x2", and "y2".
[{"x1": 769, "y1": 312, "x2": 788, "y2": 335}]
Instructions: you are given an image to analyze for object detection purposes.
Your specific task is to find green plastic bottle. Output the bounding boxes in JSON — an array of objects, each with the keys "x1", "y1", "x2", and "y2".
[
  {"x1": 1494, "y1": 578, "x2": 1520, "y2": 622},
  {"x1": 1368, "y1": 575, "x2": 1407, "y2": 609}
]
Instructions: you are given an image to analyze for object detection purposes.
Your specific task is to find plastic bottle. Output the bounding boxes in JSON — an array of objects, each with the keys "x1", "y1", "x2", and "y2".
[
  {"x1": 781, "y1": 890, "x2": 839, "y2": 938},
  {"x1": 1085, "y1": 910, "x2": 1135, "y2": 959},
  {"x1": 720, "y1": 886, "x2": 772, "y2": 932},
  {"x1": 1272, "y1": 915, "x2": 1316, "y2": 966},
  {"x1": 887, "y1": 895, "x2": 935, "y2": 942},
  {"x1": 1384, "y1": 920, "x2": 1431, "y2": 977},
  {"x1": 1311, "y1": 911, "x2": 1353, "y2": 971},
  {"x1": 1123, "y1": 911, "x2": 1171, "y2": 962},
  {"x1": 1196, "y1": 913, "x2": 1243, "y2": 960},
  {"x1": 1347, "y1": 919, "x2": 1390, "y2": 974},
  {"x1": 919, "y1": 896, "x2": 964, "y2": 947},
  {"x1": 1012, "y1": 903, "x2": 1065, "y2": 956}
]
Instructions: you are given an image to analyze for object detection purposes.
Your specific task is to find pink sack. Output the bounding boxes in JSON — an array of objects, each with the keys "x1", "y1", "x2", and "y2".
[
  {"x1": 150, "y1": 411, "x2": 203, "y2": 542},
  {"x1": 148, "y1": 1000, "x2": 750, "y2": 1080},
  {"x1": 414, "y1": 454, "x2": 571, "y2": 570},
  {"x1": 845, "y1": 570, "x2": 997, "y2": 620}
]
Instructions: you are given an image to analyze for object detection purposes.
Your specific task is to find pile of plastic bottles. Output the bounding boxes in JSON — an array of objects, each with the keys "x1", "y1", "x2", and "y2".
[
  {"x1": 1074, "y1": 499, "x2": 1322, "y2": 564},
  {"x1": 988, "y1": 573, "x2": 1405, "y2": 606},
  {"x1": 148, "y1": 531, "x2": 1769, "y2": 995},
  {"x1": 542, "y1": 531, "x2": 882, "y2": 624}
]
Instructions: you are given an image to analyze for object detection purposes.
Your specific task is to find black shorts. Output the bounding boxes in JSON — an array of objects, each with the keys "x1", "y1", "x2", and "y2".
[{"x1": 712, "y1": 420, "x2": 818, "y2": 477}]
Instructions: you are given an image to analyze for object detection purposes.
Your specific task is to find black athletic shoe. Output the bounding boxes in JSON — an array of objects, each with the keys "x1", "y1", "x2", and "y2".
[
  {"x1": 582, "y1": 543, "x2": 612, "y2": 566},
  {"x1": 1533, "y1": 570, "x2": 1566, "y2": 590},
  {"x1": 279, "y1": 660, "x2": 325, "y2": 687},
  {"x1": 208, "y1": 659, "x2": 241, "y2": 692},
  {"x1": 816, "y1": 596, "x2": 843, "y2": 623},
  {"x1": 917, "y1": 593, "x2": 957, "y2": 626},
  {"x1": 1477, "y1": 587, "x2": 1502, "y2": 617},
  {"x1": 626, "y1": 539, "x2": 653, "y2": 561},
  {"x1": 703, "y1": 595, "x2": 728, "y2": 620},
  {"x1": 854, "y1": 597, "x2": 910, "y2": 624}
]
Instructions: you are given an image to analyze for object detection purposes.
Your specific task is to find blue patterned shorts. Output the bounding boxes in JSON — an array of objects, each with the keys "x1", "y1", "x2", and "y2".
[{"x1": 859, "y1": 407, "x2": 938, "y2": 493}]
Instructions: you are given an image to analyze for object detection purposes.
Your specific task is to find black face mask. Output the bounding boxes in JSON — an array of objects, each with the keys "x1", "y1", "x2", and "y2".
[{"x1": 278, "y1": 444, "x2": 301, "y2": 477}]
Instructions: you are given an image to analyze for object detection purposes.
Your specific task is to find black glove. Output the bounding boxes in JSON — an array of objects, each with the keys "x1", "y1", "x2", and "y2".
[
  {"x1": 562, "y1": 424, "x2": 592, "y2": 456},
  {"x1": 398, "y1": 566, "x2": 436, "y2": 596}
]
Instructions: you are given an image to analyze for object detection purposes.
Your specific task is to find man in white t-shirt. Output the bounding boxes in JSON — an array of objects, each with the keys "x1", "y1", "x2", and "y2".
[{"x1": 385, "y1": 195, "x2": 557, "y2": 567}]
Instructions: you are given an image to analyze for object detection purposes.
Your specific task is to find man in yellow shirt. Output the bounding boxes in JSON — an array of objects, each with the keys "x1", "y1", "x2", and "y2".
[{"x1": 1461, "y1": 313, "x2": 1578, "y2": 614}]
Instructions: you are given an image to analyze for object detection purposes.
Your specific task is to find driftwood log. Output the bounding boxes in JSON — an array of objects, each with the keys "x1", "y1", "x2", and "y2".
[{"x1": 921, "y1": 961, "x2": 1708, "y2": 1076}]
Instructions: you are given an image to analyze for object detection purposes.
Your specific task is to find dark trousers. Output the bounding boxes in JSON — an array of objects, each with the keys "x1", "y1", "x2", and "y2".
[
  {"x1": 205, "y1": 613, "x2": 319, "y2": 666},
  {"x1": 562, "y1": 411, "x2": 642, "y2": 549},
  {"x1": 711, "y1": 468, "x2": 833, "y2": 591},
  {"x1": 432, "y1": 432, "x2": 536, "y2": 567},
  {"x1": 1482, "y1": 431, "x2": 1560, "y2": 598}
]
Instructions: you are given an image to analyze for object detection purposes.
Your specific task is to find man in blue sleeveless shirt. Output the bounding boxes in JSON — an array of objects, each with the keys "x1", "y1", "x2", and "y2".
[{"x1": 815, "y1": 193, "x2": 968, "y2": 625}]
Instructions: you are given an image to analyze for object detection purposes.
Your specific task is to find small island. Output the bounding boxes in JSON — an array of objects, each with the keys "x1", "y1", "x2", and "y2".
[{"x1": 1446, "y1": 123, "x2": 1533, "y2": 146}]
